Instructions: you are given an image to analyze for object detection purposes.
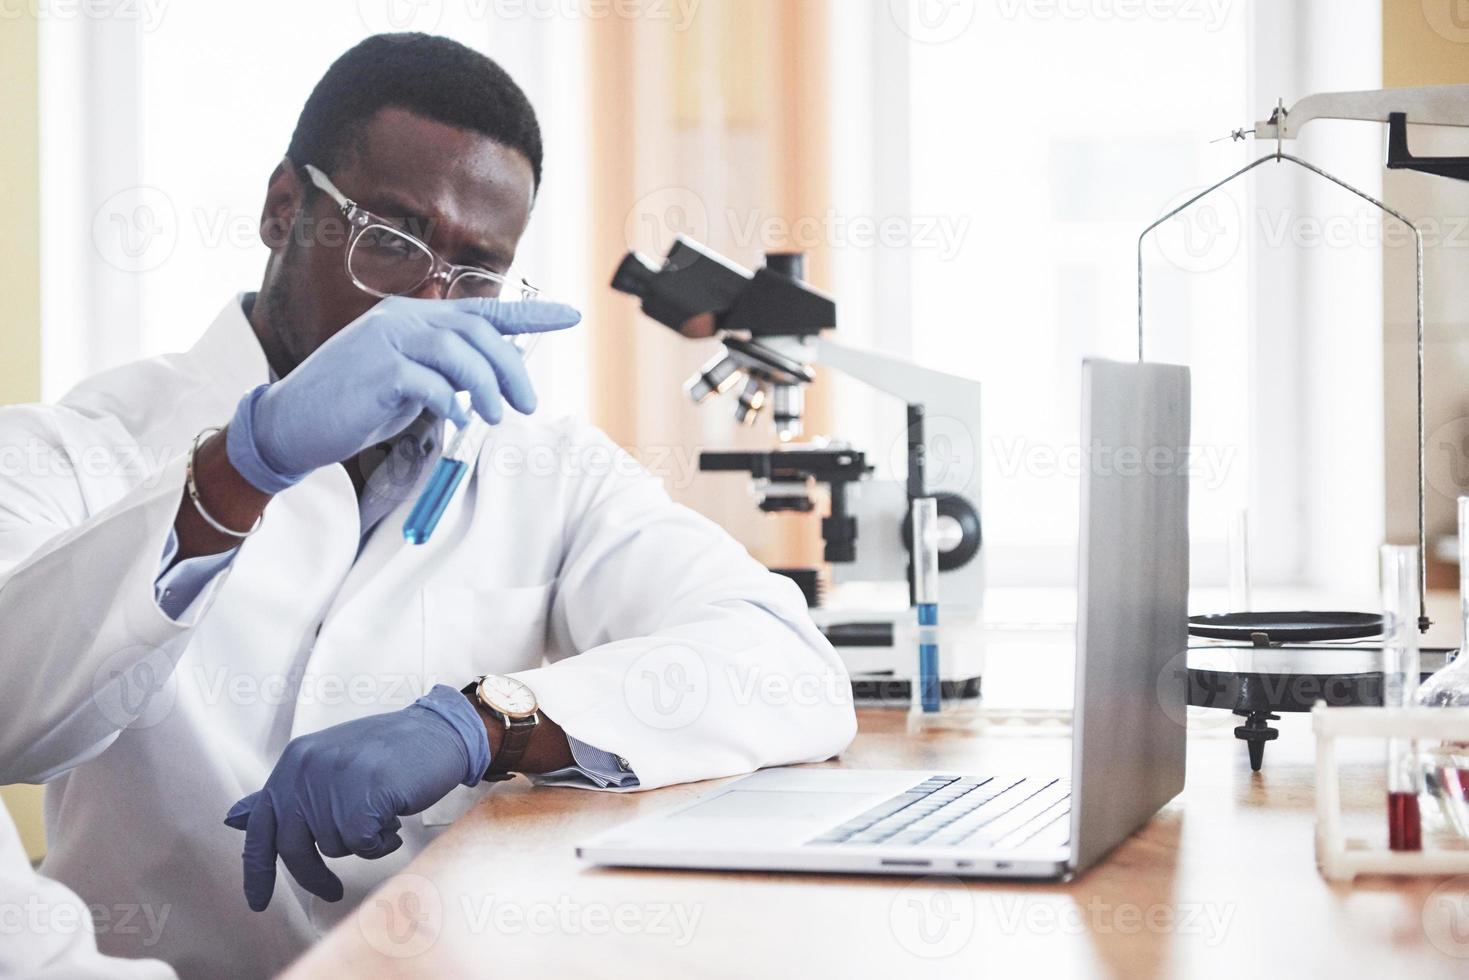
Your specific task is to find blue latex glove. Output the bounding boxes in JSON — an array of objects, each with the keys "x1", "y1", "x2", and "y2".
[
  {"x1": 223, "y1": 685, "x2": 491, "y2": 912},
  {"x1": 228, "y1": 296, "x2": 581, "y2": 493}
]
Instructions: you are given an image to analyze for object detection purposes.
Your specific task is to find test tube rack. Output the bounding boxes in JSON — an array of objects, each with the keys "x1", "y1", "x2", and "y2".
[{"x1": 1313, "y1": 702, "x2": 1469, "y2": 880}]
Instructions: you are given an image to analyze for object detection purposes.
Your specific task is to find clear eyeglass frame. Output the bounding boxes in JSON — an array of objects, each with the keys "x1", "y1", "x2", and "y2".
[{"x1": 301, "y1": 163, "x2": 538, "y2": 303}]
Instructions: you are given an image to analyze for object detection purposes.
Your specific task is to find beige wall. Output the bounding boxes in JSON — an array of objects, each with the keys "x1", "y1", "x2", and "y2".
[
  {"x1": 1384, "y1": 3, "x2": 1469, "y2": 87},
  {"x1": 585, "y1": 0, "x2": 832, "y2": 571},
  {"x1": 0, "y1": 12, "x2": 45, "y2": 861},
  {"x1": 1381, "y1": 4, "x2": 1469, "y2": 563},
  {"x1": 0, "y1": 12, "x2": 40, "y2": 405}
]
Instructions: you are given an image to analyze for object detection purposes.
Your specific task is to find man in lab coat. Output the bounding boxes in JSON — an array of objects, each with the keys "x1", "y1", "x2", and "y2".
[{"x1": 0, "y1": 33, "x2": 855, "y2": 977}]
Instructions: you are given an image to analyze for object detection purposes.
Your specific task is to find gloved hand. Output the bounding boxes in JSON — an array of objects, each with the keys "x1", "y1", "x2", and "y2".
[
  {"x1": 223, "y1": 684, "x2": 491, "y2": 912},
  {"x1": 227, "y1": 296, "x2": 581, "y2": 493}
]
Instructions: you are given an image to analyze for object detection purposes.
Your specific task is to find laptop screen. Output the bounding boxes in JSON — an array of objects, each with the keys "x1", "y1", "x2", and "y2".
[{"x1": 1068, "y1": 359, "x2": 1191, "y2": 873}]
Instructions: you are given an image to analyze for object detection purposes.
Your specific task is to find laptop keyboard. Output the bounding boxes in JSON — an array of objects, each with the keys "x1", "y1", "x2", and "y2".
[{"x1": 805, "y1": 776, "x2": 1071, "y2": 851}]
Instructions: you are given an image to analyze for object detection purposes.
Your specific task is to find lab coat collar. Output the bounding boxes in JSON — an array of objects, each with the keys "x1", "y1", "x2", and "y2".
[{"x1": 186, "y1": 293, "x2": 272, "y2": 402}]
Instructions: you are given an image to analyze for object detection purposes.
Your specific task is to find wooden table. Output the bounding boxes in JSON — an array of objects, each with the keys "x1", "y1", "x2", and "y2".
[{"x1": 285, "y1": 702, "x2": 1469, "y2": 978}]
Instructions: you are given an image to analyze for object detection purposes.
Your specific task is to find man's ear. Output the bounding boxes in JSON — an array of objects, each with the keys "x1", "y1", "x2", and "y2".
[{"x1": 259, "y1": 158, "x2": 305, "y2": 251}]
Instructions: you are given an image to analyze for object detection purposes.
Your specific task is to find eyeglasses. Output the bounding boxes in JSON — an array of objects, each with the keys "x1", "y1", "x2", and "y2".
[{"x1": 302, "y1": 164, "x2": 537, "y2": 303}]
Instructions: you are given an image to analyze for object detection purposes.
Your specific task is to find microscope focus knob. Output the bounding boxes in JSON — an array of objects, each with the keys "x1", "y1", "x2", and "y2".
[{"x1": 901, "y1": 493, "x2": 982, "y2": 572}]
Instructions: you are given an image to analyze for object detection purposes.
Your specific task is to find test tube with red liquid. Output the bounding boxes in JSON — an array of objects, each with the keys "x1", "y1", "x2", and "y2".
[{"x1": 1380, "y1": 545, "x2": 1423, "y2": 851}]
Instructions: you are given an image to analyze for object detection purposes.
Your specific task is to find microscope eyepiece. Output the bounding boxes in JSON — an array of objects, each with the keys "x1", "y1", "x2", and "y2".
[{"x1": 611, "y1": 251, "x2": 660, "y2": 299}]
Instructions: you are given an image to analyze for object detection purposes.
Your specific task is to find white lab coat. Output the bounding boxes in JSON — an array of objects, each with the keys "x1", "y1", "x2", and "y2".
[
  {"x1": 0, "y1": 296, "x2": 856, "y2": 977},
  {"x1": 0, "y1": 801, "x2": 176, "y2": 979}
]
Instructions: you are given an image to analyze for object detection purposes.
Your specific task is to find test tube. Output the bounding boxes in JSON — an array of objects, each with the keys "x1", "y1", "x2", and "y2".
[
  {"x1": 1380, "y1": 544, "x2": 1423, "y2": 851},
  {"x1": 1227, "y1": 509, "x2": 1251, "y2": 612},
  {"x1": 1459, "y1": 497, "x2": 1469, "y2": 652},
  {"x1": 913, "y1": 497, "x2": 941, "y2": 714},
  {"x1": 403, "y1": 334, "x2": 539, "y2": 546}
]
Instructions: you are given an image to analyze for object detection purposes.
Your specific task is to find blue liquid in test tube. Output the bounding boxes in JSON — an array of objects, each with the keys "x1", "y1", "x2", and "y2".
[
  {"x1": 918, "y1": 603, "x2": 940, "y2": 712},
  {"x1": 403, "y1": 334, "x2": 538, "y2": 546},
  {"x1": 403, "y1": 455, "x2": 470, "y2": 545},
  {"x1": 912, "y1": 497, "x2": 942, "y2": 713}
]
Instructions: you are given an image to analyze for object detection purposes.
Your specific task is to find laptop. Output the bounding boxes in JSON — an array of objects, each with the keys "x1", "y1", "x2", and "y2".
[{"x1": 577, "y1": 359, "x2": 1191, "y2": 880}]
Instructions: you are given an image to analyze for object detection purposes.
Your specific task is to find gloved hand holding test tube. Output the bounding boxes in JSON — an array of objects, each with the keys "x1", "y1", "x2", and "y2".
[
  {"x1": 404, "y1": 332, "x2": 541, "y2": 545},
  {"x1": 226, "y1": 297, "x2": 580, "y2": 506}
]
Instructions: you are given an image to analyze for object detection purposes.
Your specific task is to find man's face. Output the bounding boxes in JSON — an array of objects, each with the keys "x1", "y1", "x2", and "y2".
[{"x1": 256, "y1": 105, "x2": 536, "y2": 372}]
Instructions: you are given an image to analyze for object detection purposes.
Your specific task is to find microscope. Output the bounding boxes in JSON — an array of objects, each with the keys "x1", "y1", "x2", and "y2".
[{"x1": 612, "y1": 236, "x2": 985, "y2": 704}]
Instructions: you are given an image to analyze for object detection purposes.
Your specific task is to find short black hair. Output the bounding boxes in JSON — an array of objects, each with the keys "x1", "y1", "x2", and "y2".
[{"x1": 286, "y1": 33, "x2": 543, "y2": 190}]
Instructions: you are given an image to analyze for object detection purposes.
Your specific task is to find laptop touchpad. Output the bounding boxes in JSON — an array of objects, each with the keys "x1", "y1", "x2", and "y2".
[{"x1": 673, "y1": 790, "x2": 875, "y2": 821}]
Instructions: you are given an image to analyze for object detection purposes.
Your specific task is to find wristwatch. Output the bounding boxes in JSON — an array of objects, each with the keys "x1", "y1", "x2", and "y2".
[{"x1": 462, "y1": 674, "x2": 540, "y2": 782}]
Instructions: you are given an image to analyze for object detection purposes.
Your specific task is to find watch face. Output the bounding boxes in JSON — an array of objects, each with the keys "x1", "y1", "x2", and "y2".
[{"x1": 478, "y1": 675, "x2": 538, "y2": 719}]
